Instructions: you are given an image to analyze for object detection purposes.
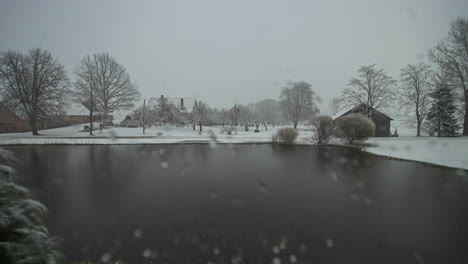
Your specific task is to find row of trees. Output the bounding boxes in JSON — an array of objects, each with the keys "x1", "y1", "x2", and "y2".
[
  {"x1": 0, "y1": 46, "x2": 320, "y2": 135},
  {"x1": 0, "y1": 49, "x2": 140, "y2": 135},
  {"x1": 330, "y1": 17, "x2": 467, "y2": 137},
  {"x1": 130, "y1": 81, "x2": 321, "y2": 133}
]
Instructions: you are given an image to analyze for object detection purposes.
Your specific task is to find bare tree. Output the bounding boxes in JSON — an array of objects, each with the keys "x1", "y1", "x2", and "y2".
[
  {"x1": 257, "y1": 98, "x2": 280, "y2": 129},
  {"x1": 154, "y1": 97, "x2": 176, "y2": 125},
  {"x1": 238, "y1": 104, "x2": 252, "y2": 131},
  {"x1": 328, "y1": 97, "x2": 344, "y2": 116},
  {"x1": 429, "y1": 18, "x2": 468, "y2": 135},
  {"x1": 0, "y1": 48, "x2": 69, "y2": 135},
  {"x1": 90, "y1": 53, "x2": 140, "y2": 122},
  {"x1": 279, "y1": 81, "x2": 319, "y2": 129},
  {"x1": 311, "y1": 115, "x2": 334, "y2": 144},
  {"x1": 192, "y1": 100, "x2": 208, "y2": 132},
  {"x1": 132, "y1": 99, "x2": 155, "y2": 134},
  {"x1": 229, "y1": 104, "x2": 241, "y2": 127},
  {"x1": 399, "y1": 63, "x2": 433, "y2": 136},
  {"x1": 219, "y1": 108, "x2": 230, "y2": 127},
  {"x1": 342, "y1": 64, "x2": 396, "y2": 117},
  {"x1": 248, "y1": 103, "x2": 262, "y2": 131},
  {"x1": 74, "y1": 55, "x2": 99, "y2": 135}
]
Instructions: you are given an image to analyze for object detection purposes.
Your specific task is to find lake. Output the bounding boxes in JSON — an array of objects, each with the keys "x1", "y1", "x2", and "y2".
[{"x1": 7, "y1": 144, "x2": 468, "y2": 263}]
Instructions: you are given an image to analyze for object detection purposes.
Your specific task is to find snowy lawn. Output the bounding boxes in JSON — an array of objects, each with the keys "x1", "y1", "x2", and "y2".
[
  {"x1": 365, "y1": 136, "x2": 468, "y2": 170},
  {"x1": 1, "y1": 123, "x2": 467, "y2": 170},
  {"x1": 0, "y1": 123, "x2": 314, "y2": 144}
]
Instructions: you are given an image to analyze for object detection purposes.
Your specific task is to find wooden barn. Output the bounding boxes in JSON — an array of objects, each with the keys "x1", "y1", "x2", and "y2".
[{"x1": 333, "y1": 103, "x2": 393, "y2": 137}]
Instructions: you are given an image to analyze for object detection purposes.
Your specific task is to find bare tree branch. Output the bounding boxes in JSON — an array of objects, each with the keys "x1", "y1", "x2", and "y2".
[
  {"x1": 341, "y1": 64, "x2": 396, "y2": 117},
  {"x1": 399, "y1": 63, "x2": 433, "y2": 136},
  {"x1": 429, "y1": 17, "x2": 468, "y2": 134},
  {"x1": 279, "y1": 81, "x2": 320, "y2": 129},
  {"x1": 0, "y1": 48, "x2": 70, "y2": 135}
]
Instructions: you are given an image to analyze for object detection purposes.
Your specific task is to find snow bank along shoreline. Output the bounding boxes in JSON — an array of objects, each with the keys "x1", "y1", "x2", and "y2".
[{"x1": 0, "y1": 124, "x2": 467, "y2": 171}]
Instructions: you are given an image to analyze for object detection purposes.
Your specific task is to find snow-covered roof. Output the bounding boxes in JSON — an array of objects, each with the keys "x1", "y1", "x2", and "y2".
[
  {"x1": 332, "y1": 103, "x2": 393, "y2": 120},
  {"x1": 148, "y1": 97, "x2": 197, "y2": 112},
  {"x1": 332, "y1": 107, "x2": 352, "y2": 120}
]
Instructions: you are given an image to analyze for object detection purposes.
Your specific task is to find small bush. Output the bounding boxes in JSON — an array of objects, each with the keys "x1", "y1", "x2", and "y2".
[
  {"x1": 312, "y1": 115, "x2": 334, "y2": 144},
  {"x1": 333, "y1": 113, "x2": 375, "y2": 145},
  {"x1": 276, "y1": 127, "x2": 299, "y2": 144},
  {"x1": 220, "y1": 126, "x2": 236, "y2": 134}
]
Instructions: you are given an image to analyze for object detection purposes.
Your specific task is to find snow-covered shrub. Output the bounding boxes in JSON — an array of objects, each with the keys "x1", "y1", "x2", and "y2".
[
  {"x1": 0, "y1": 148, "x2": 62, "y2": 264},
  {"x1": 334, "y1": 113, "x2": 375, "y2": 145},
  {"x1": 220, "y1": 126, "x2": 237, "y2": 135},
  {"x1": 311, "y1": 115, "x2": 334, "y2": 144},
  {"x1": 276, "y1": 127, "x2": 299, "y2": 144}
]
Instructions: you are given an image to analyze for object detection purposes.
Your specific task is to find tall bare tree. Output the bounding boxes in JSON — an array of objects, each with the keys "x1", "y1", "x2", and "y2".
[
  {"x1": 229, "y1": 104, "x2": 241, "y2": 127},
  {"x1": 219, "y1": 108, "x2": 230, "y2": 127},
  {"x1": 342, "y1": 64, "x2": 396, "y2": 116},
  {"x1": 132, "y1": 99, "x2": 155, "y2": 134},
  {"x1": 257, "y1": 98, "x2": 280, "y2": 129},
  {"x1": 429, "y1": 18, "x2": 468, "y2": 135},
  {"x1": 399, "y1": 63, "x2": 433, "y2": 136},
  {"x1": 154, "y1": 97, "x2": 177, "y2": 125},
  {"x1": 192, "y1": 100, "x2": 208, "y2": 132},
  {"x1": 0, "y1": 48, "x2": 69, "y2": 135},
  {"x1": 279, "y1": 81, "x2": 319, "y2": 129},
  {"x1": 328, "y1": 97, "x2": 344, "y2": 116},
  {"x1": 74, "y1": 55, "x2": 99, "y2": 135},
  {"x1": 84, "y1": 53, "x2": 140, "y2": 123}
]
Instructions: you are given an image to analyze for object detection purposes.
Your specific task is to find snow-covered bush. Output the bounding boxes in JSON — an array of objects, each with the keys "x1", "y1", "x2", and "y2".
[
  {"x1": 334, "y1": 113, "x2": 375, "y2": 145},
  {"x1": 311, "y1": 115, "x2": 334, "y2": 144},
  {"x1": 0, "y1": 148, "x2": 62, "y2": 264},
  {"x1": 276, "y1": 127, "x2": 299, "y2": 144},
  {"x1": 220, "y1": 126, "x2": 237, "y2": 135}
]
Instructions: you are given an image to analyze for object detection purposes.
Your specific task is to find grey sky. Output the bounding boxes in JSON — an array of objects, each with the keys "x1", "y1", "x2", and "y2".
[{"x1": 1, "y1": 0, "x2": 467, "y2": 112}]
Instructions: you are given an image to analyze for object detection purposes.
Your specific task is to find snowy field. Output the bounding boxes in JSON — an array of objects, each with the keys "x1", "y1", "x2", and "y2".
[
  {"x1": 0, "y1": 123, "x2": 467, "y2": 170},
  {"x1": 365, "y1": 137, "x2": 468, "y2": 171},
  {"x1": 0, "y1": 123, "x2": 314, "y2": 145}
]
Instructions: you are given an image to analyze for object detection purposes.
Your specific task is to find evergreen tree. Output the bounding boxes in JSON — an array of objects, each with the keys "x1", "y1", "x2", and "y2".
[
  {"x1": 0, "y1": 148, "x2": 61, "y2": 264},
  {"x1": 426, "y1": 75, "x2": 460, "y2": 137}
]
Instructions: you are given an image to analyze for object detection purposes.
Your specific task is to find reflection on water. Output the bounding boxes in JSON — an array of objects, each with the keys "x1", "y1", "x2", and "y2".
[{"x1": 7, "y1": 144, "x2": 468, "y2": 263}]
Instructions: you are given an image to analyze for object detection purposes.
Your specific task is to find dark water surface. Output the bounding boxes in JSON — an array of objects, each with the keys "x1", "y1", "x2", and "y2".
[{"x1": 7, "y1": 144, "x2": 468, "y2": 263}]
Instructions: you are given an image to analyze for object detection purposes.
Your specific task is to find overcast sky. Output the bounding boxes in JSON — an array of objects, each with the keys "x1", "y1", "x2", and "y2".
[{"x1": 1, "y1": 0, "x2": 467, "y2": 113}]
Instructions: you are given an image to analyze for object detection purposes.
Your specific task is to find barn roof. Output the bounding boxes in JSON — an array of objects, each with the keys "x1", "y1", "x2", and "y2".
[{"x1": 332, "y1": 103, "x2": 393, "y2": 120}]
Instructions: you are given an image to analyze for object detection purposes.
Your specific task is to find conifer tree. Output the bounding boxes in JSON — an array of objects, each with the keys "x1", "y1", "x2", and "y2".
[{"x1": 426, "y1": 75, "x2": 460, "y2": 137}]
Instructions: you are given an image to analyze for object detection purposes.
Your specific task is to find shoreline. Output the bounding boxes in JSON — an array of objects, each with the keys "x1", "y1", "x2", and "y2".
[{"x1": 2, "y1": 139, "x2": 467, "y2": 171}]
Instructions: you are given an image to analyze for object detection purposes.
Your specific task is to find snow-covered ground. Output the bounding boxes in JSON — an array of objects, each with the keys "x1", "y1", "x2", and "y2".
[
  {"x1": 0, "y1": 123, "x2": 314, "y2": 145},
  {"x1": 365, "y1": 137, "x2": 468, "y2": 170},
  {"x1": 0, "y1": 123, "x2": 467, "y2": 170}
]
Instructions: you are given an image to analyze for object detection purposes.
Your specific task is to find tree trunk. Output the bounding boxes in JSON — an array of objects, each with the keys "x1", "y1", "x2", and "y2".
[
  {"x1": 263, "y1": 122, "x2": 268, "y2": 130},
  {"x1": 99, "y1": 113, "x2": 103, "y2": 133},
  {"x1": 293, "y1": 122, "x2": 298, "y2": 129},
  {"x1": 416, "y1": 107, "x2": 421, "y2": 136},
  {"x1": 416, "y1": 121, "x2": 421, "y2": 137},
  {"x1": 464, "y1": 93, "x2": 468, "y2": 135},
  {"x1": 89, "y1": 109, "x2": 93, "y2": 136},
  {"x1": 143, "y1": 126, "x2": 146, "y2": 134},
  {"x1": 192, "y1": 123, "x2": 196, "y2": 130},
  {"x1": 437, "y1": 117, "x2": 441, "y2": 137},
  {"x1": 31, "y1": 119, "x2": 39, "y2": 135},
  {"x1": 199, "y1": 123, "x2": 202, "y2": 132}
]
